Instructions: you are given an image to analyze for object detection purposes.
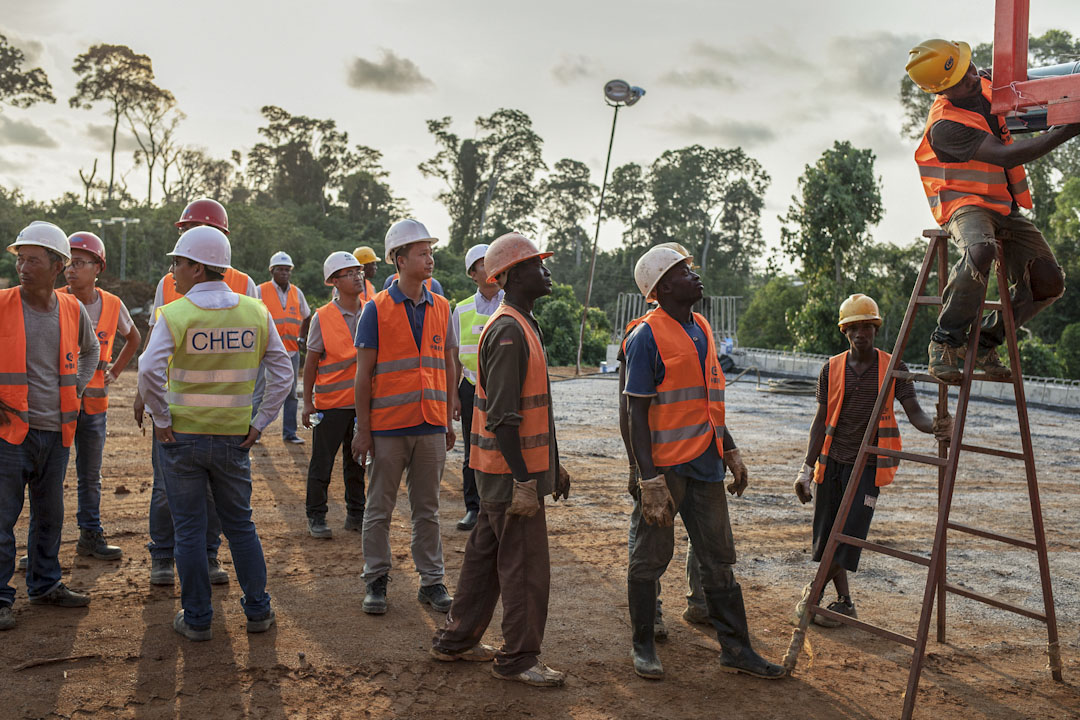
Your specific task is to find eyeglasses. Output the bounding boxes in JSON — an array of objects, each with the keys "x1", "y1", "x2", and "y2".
[
  {"x1": 334, "y1": 269, "x2": 363, "y2": 280},
  {"x1": 68, "y1": 258, "x2": 98, "y2": 269}
]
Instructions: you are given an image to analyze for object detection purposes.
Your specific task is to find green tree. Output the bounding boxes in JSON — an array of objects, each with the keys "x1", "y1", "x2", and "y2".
[
  {"x1": 339, "y1": 147, "x2": 405, "y2": 251},
  {"x1": 533, "y1": 283, "x2": 610, "y2": 366},
  {"x1": 0, "y1": 34, "x2": 54, "y2": 109},
  {"x1": 738, "y1": 276, "x2": 805, "y2": 349},
  {"x1": 537, "y1": 158, "x2": 597, "y2": 266},
  {"x1": 128, "y1": 92, "x2": 179, "y2": 205},
  {"x1": 1057, "y1": 323, "x2": 1080, "y2": 379},
  {"x1": 1017, "y1": 336, "x2": 1065, "y2": 378},
  {"x1": 606, "y1": 162, "x2": 651, "y2": 253}
]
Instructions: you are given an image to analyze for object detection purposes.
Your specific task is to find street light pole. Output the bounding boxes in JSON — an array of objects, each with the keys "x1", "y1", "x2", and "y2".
[{"x1": 92, "y1": 217, "x2": 140, "y2": 281}]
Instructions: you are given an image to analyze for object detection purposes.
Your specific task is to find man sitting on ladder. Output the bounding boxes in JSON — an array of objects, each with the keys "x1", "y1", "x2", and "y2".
[{"x1": 906, "y1": 39, "x2": 1078, "y2": 382}]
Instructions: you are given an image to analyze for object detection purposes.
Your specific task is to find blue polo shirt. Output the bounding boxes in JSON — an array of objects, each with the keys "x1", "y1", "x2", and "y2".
[
  {"x1": 622, "y1": 319, "x2": 724, "y2": 483},
  {"x1": 354, "y1": 281, "x2": 453, "y2": 436},
  {"x1": 382, "y1": 274, "x2": 445, "y2": 297}
]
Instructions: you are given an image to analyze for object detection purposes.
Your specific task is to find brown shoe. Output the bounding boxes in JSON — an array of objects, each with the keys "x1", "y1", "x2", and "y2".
[
  {"x1": 492, "y1": 660, "x2": 565, "y2": 687},
  {"x1": 960, "y1": 344, "x2": 1012, "y2": 380},
  {"x1": 928, "y1": 341, "x2": 962, "y2": 383},
  {"x1": 430, "y1": 643, "x2": 497, "y2": 662}
]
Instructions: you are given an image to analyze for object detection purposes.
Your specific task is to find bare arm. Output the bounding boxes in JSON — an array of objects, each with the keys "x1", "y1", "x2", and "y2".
[
  {"x1": 618, "y1": 363, "x2": 632, "y2": 461},
  {"x1": 444, "y1": 346, "x2": 457, "y2": 450},
  {"x1": 628, "y1": 395, "x2": 657, "y2": 479},
  {"x1": 107, "y1": 325, "x2": 142, "y2": 383},
  {"x1": 900, "y1": 395, "x2": 935, "y2": 434},
  {"x1": 972, "y1": 123, "x2": 1080, "y2": 168},
  {"x1": 301, "y1": 349, "x2": 321, "y2": 428},
  {"x1": 350, "y1": 347, "x2": 377, "y2": 463},
  {"x1": 803, "y1": 403, "x2": 828, "y2": 468}
]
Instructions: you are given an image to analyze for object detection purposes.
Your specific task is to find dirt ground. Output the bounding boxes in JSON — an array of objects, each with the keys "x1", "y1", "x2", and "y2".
[{"x1": 2, "y1": 370, "x2": 1079, "y2": 719}]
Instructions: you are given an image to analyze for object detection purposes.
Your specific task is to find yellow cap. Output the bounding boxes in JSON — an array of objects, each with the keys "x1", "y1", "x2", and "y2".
[
  {"x1": 352, "y1": 246, "x2": 378, "y2": 265},
  {"x1": 838, "y1": 294, "x2": 882, "y2": 328},
  {"x1": 906, "y1": 39, "x2": 971, "y2": 93}
]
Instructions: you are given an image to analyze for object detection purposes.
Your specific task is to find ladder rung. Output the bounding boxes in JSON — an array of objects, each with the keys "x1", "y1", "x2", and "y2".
[
  {"x1": 958, "y1": 443, "x2": 1025, "y2": 461},
  {"x1": 915, "y1": 294, "x2": 942, "y2": 306},
  {"x1": 808, "y1": 604, "x2": 917, "y2": 647},
  {"x1": 836, "y1": 534, "x2": 931, "y2": 566},
  {"x1": 983, "y1": 301, "x2": 1003, "y2": 310},
  {"x1": 943, "y1": 583, "x2": 1047, "y2": 622},
  {"x1": 890, "y1": 370, "x2": 1017, "y2": 385},
  {"x1": 867, "y1": 446, "x2": 947, "y2": 467},
  {"x1": 946, "y1": 522, "x2": 1038, "y2": 550}
]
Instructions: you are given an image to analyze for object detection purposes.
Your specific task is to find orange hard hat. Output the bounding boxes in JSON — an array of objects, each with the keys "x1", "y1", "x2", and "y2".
[{"x1": 484, "y1": 232, "x2": 552, "y2": 283}]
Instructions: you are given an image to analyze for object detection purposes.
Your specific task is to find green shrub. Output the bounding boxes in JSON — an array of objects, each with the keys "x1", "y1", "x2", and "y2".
[
  {"x1": 1057, "y1": 323, "x2": 1080, "y2": 379},
  {"x1": 534, "y1": 283, "x2": 610, "y2": 365},
  {"x1": 1017, "y1": 336, "x2": 1065, "y2": 378}
]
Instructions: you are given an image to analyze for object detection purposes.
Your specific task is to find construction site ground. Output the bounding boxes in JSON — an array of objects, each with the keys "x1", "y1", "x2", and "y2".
[{"x1": 2, "y1": 370, "x2": 1079, "y2": 719}]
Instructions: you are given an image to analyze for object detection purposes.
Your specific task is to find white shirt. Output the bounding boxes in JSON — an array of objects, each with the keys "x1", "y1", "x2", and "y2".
[
  {"x1": 138, "y1": 281, "x2": 293, "y2": 433},
  {"x1": 149, "y1": 273, "x2": 258, "y2": 326}
]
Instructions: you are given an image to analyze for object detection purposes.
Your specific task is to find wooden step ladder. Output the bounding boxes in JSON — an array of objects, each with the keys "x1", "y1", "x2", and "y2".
[{"x1": 782, "y1": 229, "x2": 1063, "y2": 719}]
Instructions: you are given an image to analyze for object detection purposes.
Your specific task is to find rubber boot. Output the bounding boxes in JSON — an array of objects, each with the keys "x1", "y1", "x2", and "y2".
[
  {"x1": 628, "y1": 580, "x2": 664, "y2": 679},
  {"x1": 705, "y1": 584, "x2": 786, "y2": 679}
]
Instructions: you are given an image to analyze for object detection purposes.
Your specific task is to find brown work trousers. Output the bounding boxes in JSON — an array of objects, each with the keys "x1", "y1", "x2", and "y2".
[{"x1": 432, "y1": 499, "x2": 550, "y2": 676}]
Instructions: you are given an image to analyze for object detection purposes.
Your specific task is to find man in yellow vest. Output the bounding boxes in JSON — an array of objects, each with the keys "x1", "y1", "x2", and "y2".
[
  {"x1": 792, "y1": 294, "x2": 950, "y2": 628},
  {"x1": 137, "y1": 226, "x2": 293, "y2": 641},
  {"x1": 625, "y1": 245, "x2": 782, "y2": 680},
  {"x1": 906, "y1": 40, "x2": 1078, "y2": 382},
  {"x1": 430, "y1": 232, "x2": 571, "y2": 687},
  {"x1": 451, "y1": 243, "x2": 504, "y2": 532},
  {"x1": 253, "y1": 251, "x2": 310, "y2": 444},
  {"x1": 300, "y1": 252, "x2": 366, "y2": 539},
  {"x1": 0, "y1": 222, "x2": 100, "y2": 631}
]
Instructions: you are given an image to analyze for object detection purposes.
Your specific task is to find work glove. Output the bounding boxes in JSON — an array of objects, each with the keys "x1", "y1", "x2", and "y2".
[
  {"x1": 638, "y1": 475, "x2": 676, "y2": 527},
  {"x1": 794, "y1": 462, "x2": 814, "y2": 505},
  {"x1": 508, "y1": 479, "x2": 540, "y2": 517},
  {"x1": 932, "y1": 413, "x2": 954, "y2": 443},
  {"x1": 627, "y1": 464, "x2": 640, "y2": 499},
  {"x1": 724, "y1": 448, "x2": 748, "y2": 497},
  {"x1": 553, "y1": 464, "x2": 571, "y2": 501}
]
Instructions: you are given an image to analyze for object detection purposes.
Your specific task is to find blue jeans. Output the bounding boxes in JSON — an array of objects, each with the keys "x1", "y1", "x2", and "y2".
[
  {"x1": 252, "y1": 352, "x2": 300, "y2": 440},
  {"x1": 74, "y1": 410, "x2": 107, "y2": 533},
  {"x1": 0, "y1": 430, "x2": 70, "y2": 606},
  {"x1": 147, "y1": 432, "x2": 222, "y2": 561},
  {"x1": 158, "y1": 432, "x2": 271, "y2": 628}
]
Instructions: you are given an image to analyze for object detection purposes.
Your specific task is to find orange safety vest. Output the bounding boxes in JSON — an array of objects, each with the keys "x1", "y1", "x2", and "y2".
[
  {"x1": 915, "y1": 77, "x2": 1033, "y2": 225},
  {"x1": 59, "y1": 287, "x2": 120, "y2": 415},
  {"x1": 643, "y1": 308, "x2": 725, "y2": 467},
  {"x1": 313, "y1": 303, "x2": 357, "y2": 410},
  {"x1": 0, "y1": 288, "x2": 81, "y2": 446},
  {"x1": 259, "y1": 281, "x2": 303, "y2": 353},
  {"x1": 360, "y1": 278, "x2": 376, "y2": 303},
  {"x1": 369, "y1": 290, "x2": 449, "y2": 431},
  {"x1": 469, "y1": 304, "x2": 551, "y2": 474},
  {"x1": 160, "y1": 267, "x2": 253, "y2": 305},
  {"x1": 814, "y1": 349, "x2": 902, "y2": 488}
]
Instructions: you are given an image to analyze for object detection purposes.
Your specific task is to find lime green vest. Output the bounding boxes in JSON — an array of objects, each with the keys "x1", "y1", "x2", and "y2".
[
  {"x1": 457, "y1": 295, "x2": 492, "y2": 385},
  {"x1": 160, "y1": 294, "x2": 268, "y2": 435}
]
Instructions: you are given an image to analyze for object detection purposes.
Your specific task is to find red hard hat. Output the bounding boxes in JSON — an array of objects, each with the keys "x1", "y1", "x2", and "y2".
[
  {"x1": 175, "y1": 198, "x2": 229, "y2": 235},
  {"x1": 68, "y1": 232, "x2": 106, "y2": 271}
]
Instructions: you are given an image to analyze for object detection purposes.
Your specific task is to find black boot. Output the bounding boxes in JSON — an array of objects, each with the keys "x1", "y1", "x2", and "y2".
[
  {"x1": 705, "y1": 584, "x2": 786, "y2": 679},
  {"x1": 628, "y1": 580, "x2": 664, "y2": 679}
]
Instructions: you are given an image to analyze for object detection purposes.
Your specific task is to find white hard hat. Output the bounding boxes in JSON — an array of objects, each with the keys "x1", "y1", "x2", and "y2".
[
  {"x1": 168, "y1": 225, "x2": 231, "y2": 270},
  {"x1": 323, "y1": 251, "x2": 361, "y2": 286},
  {"x1": 464, "y1": 244, "x2": 489, "y2": 274},
  {"x1": 8, "y1": 221, "x2": 71, "y2": 263},
  {"x1": 269, "y1": 251, "x2": 294, "y2": 269},
  {"x1": 384, "y1": 219, "x2": 438, "y2": 264},
  {"x1": 635, "y1": 246, "x2": 692, "y2": 302}
]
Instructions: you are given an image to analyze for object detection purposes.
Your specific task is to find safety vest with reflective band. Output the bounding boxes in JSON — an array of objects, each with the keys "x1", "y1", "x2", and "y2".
[
  {"x1": 470, "y1": 304, "x2": 551, "y2": 474},
  {"x1": 161, "y1": 267, "x2": 253, "y2": 306},
  {"x1": 313, "y1": 303, "x2": 358, "y2": 410},
  {"x1": 456, "y1": 294, "x2": 495, "y2": 385},
  {"x1": 258, "y1": 281, "x2": 303, "y2": 353},
  {"x1": 915, "y1": 77, "x2": 1033, "y2": 225},
  {"x1": 0, "y1": 289, "x2": 82, "y2": 447},
  {"x1": 814, "y1": 349, "x2": 902, "y2": 488},
  {"x1": 369, "y1": 290, "x2": 449, "y2": 431},
  {"x1": 642, "y1": 308, "x2": 725, "y2": 467},
  {"x1": 159, "y1": 295, "x2": 268, "y2": 435},
  {"x1": 60, "y1": 287, "x2": 120, "y2": 415},
  {"x1": 360, "y1": 278, "x2": 376, "y2": 303},
  {"x1": 388, "y1": 274, "x2": 433, "y2": 293}
]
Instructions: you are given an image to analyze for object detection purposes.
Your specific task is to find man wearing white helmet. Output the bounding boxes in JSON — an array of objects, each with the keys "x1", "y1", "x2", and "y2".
[
  {"x1": 253, "y1": 251, "x2": 311, "y2": 444},
  {"x1": 300, "y1": 252, "x2": 367, "y2": 539},
  {"x1": 351, "y1": 219, "x2": 458, "y2": 616},
  {"x1": 138, "y1": 226, "x2": 293, "y2": 641},
  {"x1": 450, "y1": 243, "x2": 504, "y2": 532},
  {"x1": 0, "y1": 221, "x2": 100, "y2": 630}
]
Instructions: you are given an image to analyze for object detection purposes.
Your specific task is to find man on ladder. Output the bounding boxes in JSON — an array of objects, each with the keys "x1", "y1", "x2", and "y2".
[{"x1": 906, "y1": 39, "x2": 1078, "y2": 382}]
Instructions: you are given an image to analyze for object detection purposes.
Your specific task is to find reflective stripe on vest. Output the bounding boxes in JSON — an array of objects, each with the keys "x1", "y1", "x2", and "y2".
[
  {"x1": 60, "y1": 287, "x2": 121, "y2": 415},
  {"x1": 369, "y1": 289, "x2": 449, "y2": 431},
  {"x1": 469, "y1": 304, "x2": 551, "y2": 474},
  {"x1": 0, "y1": 288, "x2": 81, "y2": 447},
  {"x1": 915, "y1": 77, "x2": 1033, "y2": 225},
  {"x1": 259, "y1": 281, "x2": 302, "y2": 353},
  {"x1": 456, "y1": 296, "x2": 493, "y2": 385},
  {"x1": 643, "y1": 308, "x2": 725, "y2": 467},
  {"x1": 814, "y1": 349, "x2": 902, "y2": 488},
  {"x1": 161, "y1": 268, "x2": 254, "y2": 305},
  {"x1": 314, "y1": 303, "x2": 357, "y2": 410},
  {"x1": 160, "y1": 295, "x2": 268, "y2": 435}
]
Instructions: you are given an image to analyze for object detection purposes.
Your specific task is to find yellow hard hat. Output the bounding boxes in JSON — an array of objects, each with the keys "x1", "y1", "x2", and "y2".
[
  {"x1": 838, "y1": 294, "x2": 882, "y2": 328},
  {"x1": 352, "y1": 246, "x2": 378, "y2": 265},
  {"x1": 906, "y1": 39, "x2": 971, "y2": 93}
]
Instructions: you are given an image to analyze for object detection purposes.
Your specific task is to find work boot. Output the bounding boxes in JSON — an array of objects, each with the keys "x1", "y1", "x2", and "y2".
[
  {"x1": 344, "y1": 513, "x2": 364, "y2": 532},
  {"x1": 17, "y1": 555, "x2": 27, "y2": 571},
  {"x1": 654, "y1": 598, "x2": 668, "y2": 641},
  {"x1": 683, "y1": 603, "x2": 711, "y2": 626},
  {"x1": 456, "y1": 510, "x2": 478, "y2": 531},
  {"x1": 417, "y1": 583, "x2": 453, "y2": 612},
  {"x1": 307, "y1": 515, "x2": 332, "y2": 539},
  {"x1": 0, "y1": 605, "x2": 14, "y2": 630},
  {"x1": 29, "y1": 583, "x2": 90, "y2": 608},
  {"x1": 791, "y1": 581, "x2": 821, "y2": 627},
  {"x1": 707, "y1": 584, "x2": 786, "y2": 679},
  {"x1": 928, "y1": 341, "x2": 962, "y2": 384},
  {"x1": 247, "y1": 608, "x2": 276, "y2": 633},
  {"x1": 77, "y1": 529, "x2": 123, "y2": 560},
  {"x1": 363, "y1": 574, "x2": 390, "y2": 615},
  {"x1": 960, "y1": 344, "x2": 1012, "y2": 380},
  {"x1": 628, "y1": 580, "x2": 664, "y2": 679},
  {"x1": 430, "y1": 642, "x2": 497, "y2": 662},
  {"x1": 814, "y1": 596, "x2": 857, "y2": 628},
  {"x1": 208, "y1": 557, "x2": 229, "y2": 585},
  {"x1": 150, "y1": 558, "x2": 175, "y2": 586},
  {"x1": 173, "y1": 610, "x2": 212, "y2": 642},
  {"x1": 491, "y1": 660, "x2": 565, "y2": 687}
]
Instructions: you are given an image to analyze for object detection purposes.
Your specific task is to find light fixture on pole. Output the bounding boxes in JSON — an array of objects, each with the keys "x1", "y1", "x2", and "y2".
[
  {"x1": 90, "y1": 216, "x2": 140, "y2": 281},
  {"x1": 575, "y1": 79, "x2": 645, "y2": 375}
]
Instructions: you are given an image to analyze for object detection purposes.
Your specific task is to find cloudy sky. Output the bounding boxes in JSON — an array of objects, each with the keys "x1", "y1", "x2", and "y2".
[{"x1": 3, "y1": 1, "x2": 1080, "y2": 264}]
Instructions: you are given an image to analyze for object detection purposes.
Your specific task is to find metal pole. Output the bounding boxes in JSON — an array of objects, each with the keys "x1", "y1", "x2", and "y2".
[
  {"x1": 120, "y1": 221, "x2": 128, "y2": 282},
  {"x1": 575, "y1": 103, "x2": 619, "y2": 375}
]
